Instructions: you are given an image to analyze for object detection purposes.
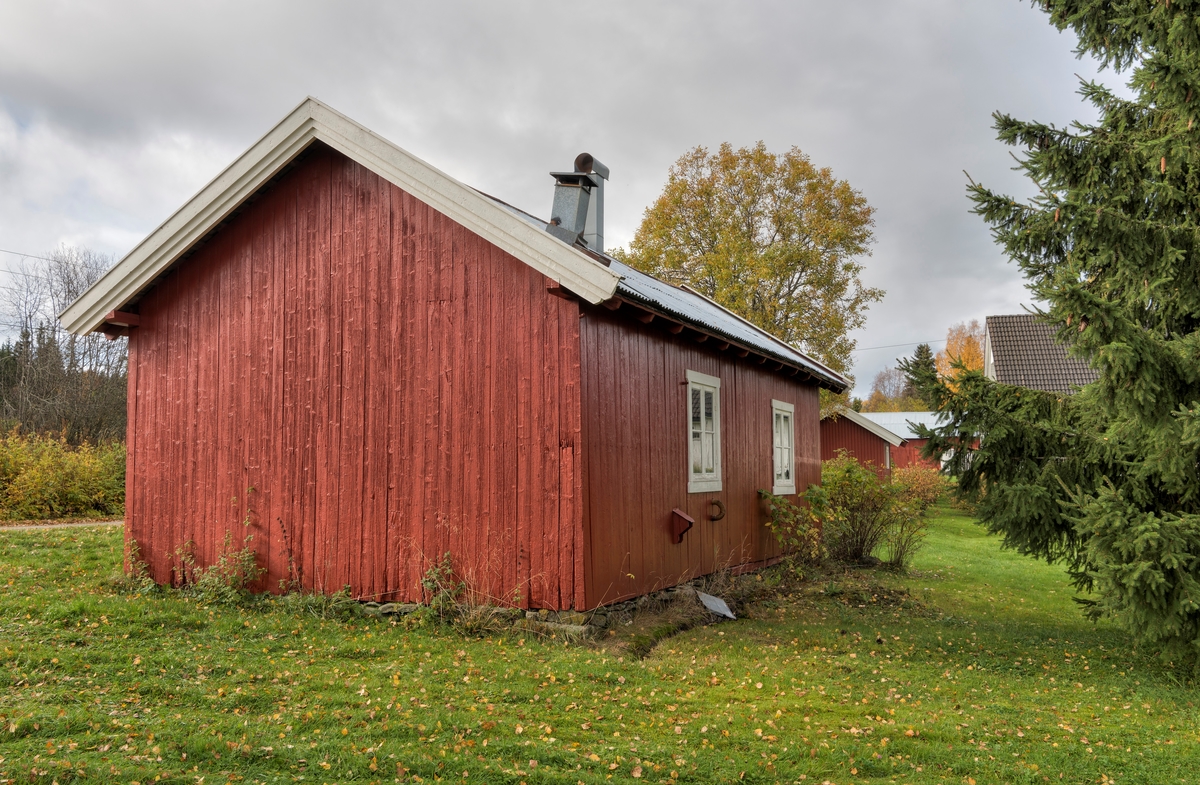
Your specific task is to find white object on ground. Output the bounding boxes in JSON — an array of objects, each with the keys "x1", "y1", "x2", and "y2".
[{"x1": 697, "y1": 591, "x2": 736, "y2": 620}]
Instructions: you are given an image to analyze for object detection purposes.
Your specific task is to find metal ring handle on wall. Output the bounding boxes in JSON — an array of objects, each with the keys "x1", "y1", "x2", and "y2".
[{"x1": 709, "y1": 500, "x2": 726, "y2": 521}]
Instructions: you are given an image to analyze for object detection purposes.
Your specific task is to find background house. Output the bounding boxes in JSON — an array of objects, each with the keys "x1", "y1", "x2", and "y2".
[
  {"x1": 856, "y1": 411, "x2": 945, "y2": 469},
  {"x1": 820, "y1": 407, "x2": 906, "y2": 476},
  {"x1": 61, "y1": 98, "x2": 846, "y2": 611},
  {"x1": 983, "y1": 314, "x2": 1098, "y2": 393}
]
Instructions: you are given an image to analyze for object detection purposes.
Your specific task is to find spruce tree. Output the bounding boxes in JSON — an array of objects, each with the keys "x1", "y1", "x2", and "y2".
[
  {"x1": 920, "y1": 1, "x2": 1200, "y2": 662},
  {"x1": 898, "y1": 343, "x2": 938, "y2": 408}
]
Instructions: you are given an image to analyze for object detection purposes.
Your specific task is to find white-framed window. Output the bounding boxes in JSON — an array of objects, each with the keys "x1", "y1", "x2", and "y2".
[
  {"x1": 686, "y1": 370, "x2": 722, "y2": 493},
  {"x1": 771, "y1": 399, "x2": 796, "y2": 495}
]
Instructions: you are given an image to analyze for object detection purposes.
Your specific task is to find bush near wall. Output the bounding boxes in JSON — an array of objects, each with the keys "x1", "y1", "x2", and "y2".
[
  {"x1": 0, "y1": 432, "x2": 124, "y2": 520},
  {"x1": 813, "y1": 455, "x2": 947, "y2": 571},
  {"x1": 891, "y1": 465, "x2": 952, "y2": 514}
]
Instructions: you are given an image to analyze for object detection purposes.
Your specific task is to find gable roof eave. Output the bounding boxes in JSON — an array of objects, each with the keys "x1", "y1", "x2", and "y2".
[
  {"x1": 610, "y1": 291, "x2": 848, "y2": 392},
  {"x1": 59, "y1": 97, "x2": 621, "y2": 336},
  {"x1": 825, "y1": 407, "x2": 907, "y2": 446}
]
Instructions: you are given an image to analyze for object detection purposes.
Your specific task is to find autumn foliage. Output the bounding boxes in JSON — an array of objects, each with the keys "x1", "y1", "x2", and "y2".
[
  {"x1": 934, "y1": 320, "x2": 984, "y2": 386},
  {"x1": 803, "y1": 455, "x2": 942, "y2": 571},
  {"x1": 0, "y1": 431, "x2": 124, "y2": 520},
  {"x1": 861, "y1": 366, "x2": 925, "y2": 412},
  {"x1": 617, "y1": 142, "x2": 879, "y2": 380}
]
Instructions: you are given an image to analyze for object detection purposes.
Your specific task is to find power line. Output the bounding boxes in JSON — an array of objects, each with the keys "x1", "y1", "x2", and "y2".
[
  {"x1": 0, "y1": 247, "x2": 61, "y2": 264},
  {"x1": 0, "y1": 246, "x2": 969, "y2": 358},
  {"x1": 0, "y1": 250, "x2": 111, "y2": 278},
  {"x1": 852, "y1": 338, "x2": 948, "y2": 353}
]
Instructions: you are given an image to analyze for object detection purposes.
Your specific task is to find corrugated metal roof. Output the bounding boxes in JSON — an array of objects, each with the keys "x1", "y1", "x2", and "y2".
[
  {"x1": 857, "y1": 411, "x2": 945, "y2": 440},
  {"x1": 479, "y1": 190, "x2": 848, "y2": 392},
  {"x1": 824, "y1": 407, "x2": 907, "y2": 446},
  {"x1": 606, "y1": 258, "x2": 845, "y2": 389}
]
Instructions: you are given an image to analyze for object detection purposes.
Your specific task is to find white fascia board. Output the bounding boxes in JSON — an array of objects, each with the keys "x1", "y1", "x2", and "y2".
[
  {"x1": 60, "y1": 97, "x2": 620, "y2": 335},
  {"x1": 835, "y1": 407, "x2": 907, "y2": 447},
  {"x1": 306, "y1": 102, "x2": 619, "y2": 304},
  {"x1": 982, "y1": 328, "x2": 996, "y2": 380}
]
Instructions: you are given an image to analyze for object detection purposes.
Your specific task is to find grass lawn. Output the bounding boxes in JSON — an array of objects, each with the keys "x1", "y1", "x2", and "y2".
[{"x1": 1, "y1": 505, "x2": 1196, "y2": 784}]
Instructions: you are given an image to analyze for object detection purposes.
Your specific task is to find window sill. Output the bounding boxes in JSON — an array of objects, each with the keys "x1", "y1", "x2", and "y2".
[
  {"x1": 688, "y1": 479, "x2": 722, "y2": 494},
  {"x1": 772, "y1": 484, "x2": 796, "y2": 496}
]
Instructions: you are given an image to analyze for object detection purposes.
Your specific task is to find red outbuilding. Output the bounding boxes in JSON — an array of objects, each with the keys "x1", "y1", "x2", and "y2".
[
  {"x1": 820, "y1": 408, "x2": 907, "y2": 476},
  {"x1": 61, "y1": 98, "x2": 847, "y2": 611},
  {"x1": 856, "y1": 411, "x2": 946, "y2": 470}
]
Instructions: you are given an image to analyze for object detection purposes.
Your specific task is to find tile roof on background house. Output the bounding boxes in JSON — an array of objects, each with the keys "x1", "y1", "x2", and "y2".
[
  {"x1": 983, "y1": 314, "x2": 1098, "y2": 394},
  {"x1": 484, "y1": 195, "x2": 848, "y2": 392},
  {"x1": 857, "y1": 411, "x2": 946, "y2": 441}
]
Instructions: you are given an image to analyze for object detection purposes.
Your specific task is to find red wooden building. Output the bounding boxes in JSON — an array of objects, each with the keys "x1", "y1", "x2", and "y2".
[
  {"x1": 820, "y1": 408, "x2": 906, "y2": 475},
  {"x1": 856, "y1": 411, "x2": 945, "y2": 470},
  {"x1": 62, "y1": 98, "x2": 847, "y2": 610}
]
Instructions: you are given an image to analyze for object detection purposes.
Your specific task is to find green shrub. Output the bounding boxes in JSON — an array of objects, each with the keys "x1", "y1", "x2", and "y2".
[
  {"x1": 758, "y1": 489, "x2": 824, "y2": 577},
  {"x1": 882, "y1": 503, "x2": 930, "y2": 572},
  {"x1": 0, "y1": 431, "x2": 124, "y2": 519},
  {"x1": 805, "y1": 453, "x2": 940, "y2": 572},
  {"x1": 891, "y1": 465, "x2": 950, "y2": 514},
  {"x1": 815, "y1": 453, "x2": 902, "y2": 564}
]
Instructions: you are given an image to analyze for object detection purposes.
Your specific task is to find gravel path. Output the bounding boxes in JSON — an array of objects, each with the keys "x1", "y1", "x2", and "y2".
[{"x1": 0, "y1": 520, "x2": 123, "y2": 532}]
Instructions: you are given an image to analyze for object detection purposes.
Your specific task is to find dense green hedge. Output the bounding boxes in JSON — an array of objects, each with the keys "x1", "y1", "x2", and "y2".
[{"x1": 0, "y1": 432, "x2": 124, "y2": 520}]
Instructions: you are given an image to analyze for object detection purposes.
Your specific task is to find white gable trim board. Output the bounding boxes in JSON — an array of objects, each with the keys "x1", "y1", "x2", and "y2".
[
  {"x1": 59, "y1": 97, "x2": 621, "y2": 336},
  {"x1": 835, "y1": 408, "x2": 907, "y2": 447}
]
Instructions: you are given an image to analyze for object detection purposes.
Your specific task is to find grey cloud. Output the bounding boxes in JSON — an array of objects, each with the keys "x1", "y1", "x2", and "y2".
[{"x1": 0, "y1": 1, "x2": 1127, "y2": 393}]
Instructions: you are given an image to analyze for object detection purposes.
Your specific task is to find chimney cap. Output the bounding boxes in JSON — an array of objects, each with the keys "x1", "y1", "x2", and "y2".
[{"x1": 549, "y1": 171, "x2": 602, "y2": 188}]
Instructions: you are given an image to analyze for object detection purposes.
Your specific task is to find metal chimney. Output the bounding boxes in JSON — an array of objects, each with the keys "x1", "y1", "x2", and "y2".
[
  {"x1": 545, "y1": 152, "x2": 609, "y2": 250},
  {"x1": 574, "y1": 153, "x2": 610, "y2": 253}
]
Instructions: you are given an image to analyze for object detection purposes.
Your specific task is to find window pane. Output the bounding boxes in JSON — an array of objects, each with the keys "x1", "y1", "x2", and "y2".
[
  {"x1": 704, "y1": 390, "x2": 714, "y2": 433},
  {"x1": 703, "y1": 432, "x2": 714, "y2": 474},
  {"x1": 692, "y1": 432, "x2": 702, "y2": 473},
  {"x1": 691, "y1": 388, "x2": 701, "y2": 430},
  {"x1": 783, "y1": 414, "x2": 792, "y2": 448},
  {"x1": 774, "y1": 446, "x2": 783, "y2": 479}
]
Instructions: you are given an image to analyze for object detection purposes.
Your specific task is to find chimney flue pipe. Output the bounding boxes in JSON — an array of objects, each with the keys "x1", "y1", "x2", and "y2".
[{"x1": 545, "y1": 153, "x2": 609, "y2": 251}]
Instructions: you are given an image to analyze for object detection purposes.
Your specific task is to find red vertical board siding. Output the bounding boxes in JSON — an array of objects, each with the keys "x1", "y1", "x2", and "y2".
[
  {"x1": 578, "y1": 309, "x2": 821, "y2": 609},
  {"x1": 891, "y1": 439, "x2": 939, "y2": 469},
  {"x1": 125, "y1": 144, "x2": 584, "y2": 609},
  {"x1": 820, "y1": 416, "x2": 890, "y2": 476}
]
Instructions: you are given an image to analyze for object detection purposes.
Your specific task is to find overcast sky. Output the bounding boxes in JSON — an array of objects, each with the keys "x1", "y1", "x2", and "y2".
[{"x1": 0, "y1": 1, "x2": 1127, "y2": 395}]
